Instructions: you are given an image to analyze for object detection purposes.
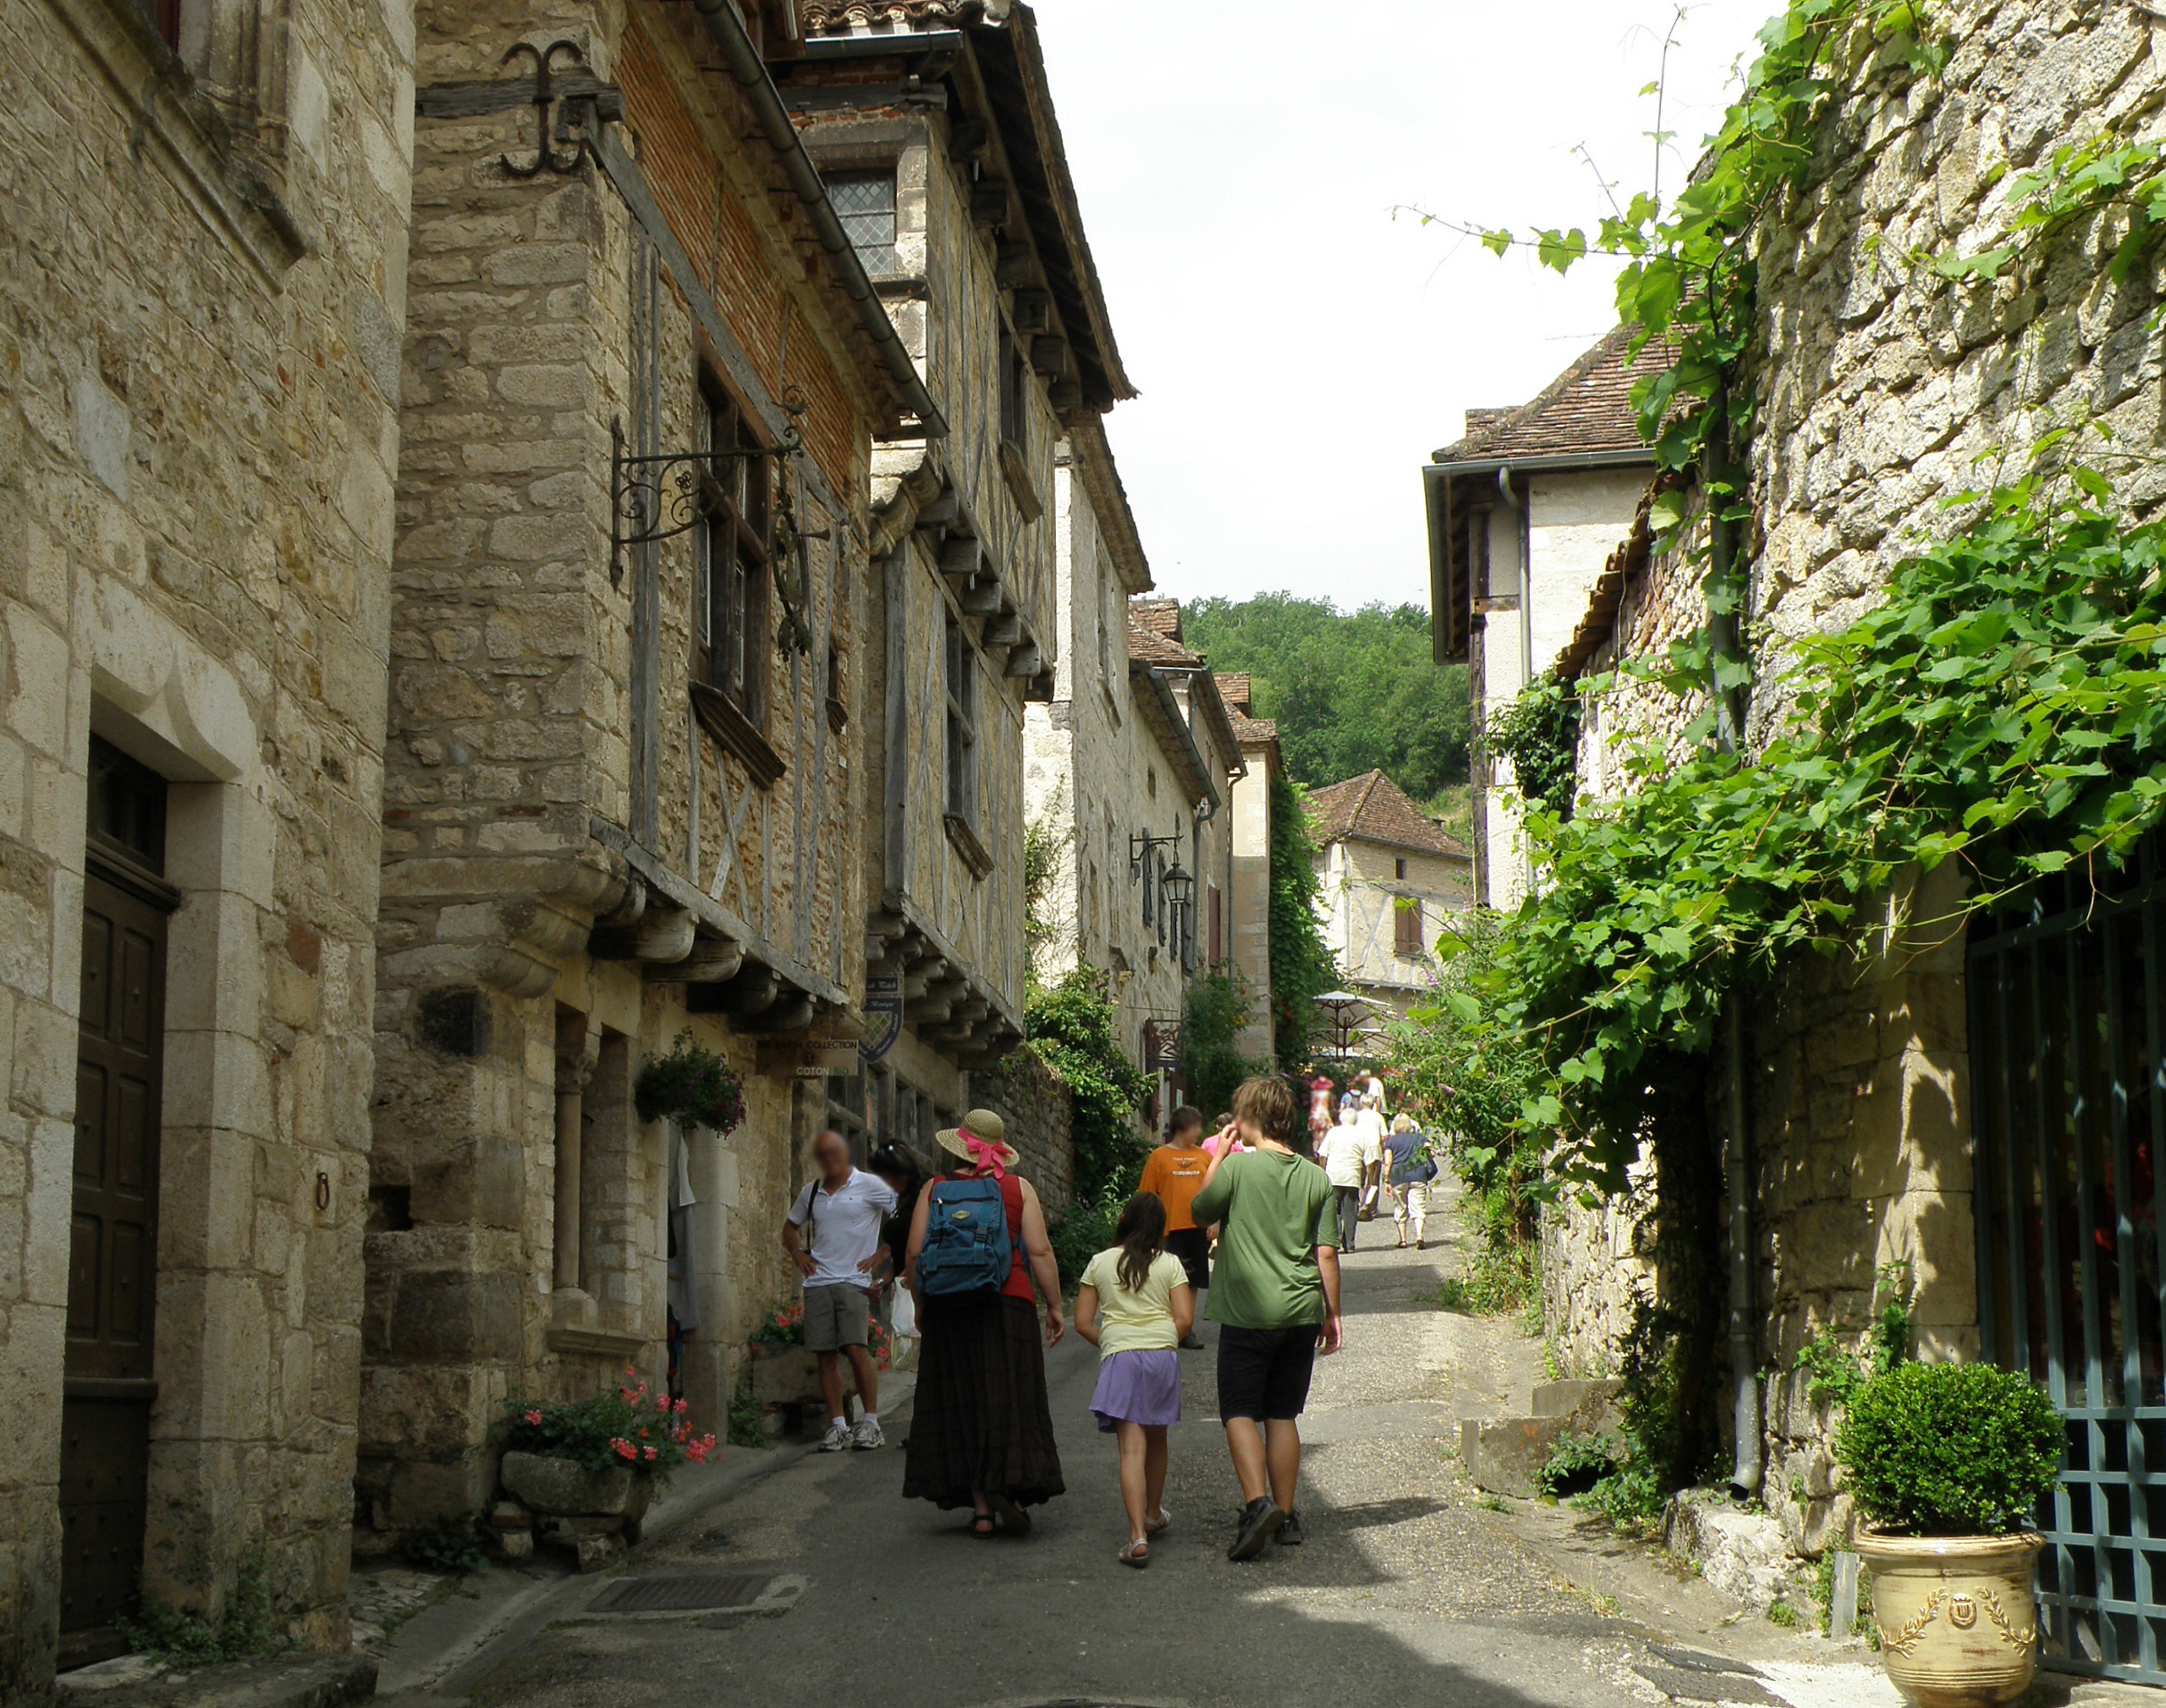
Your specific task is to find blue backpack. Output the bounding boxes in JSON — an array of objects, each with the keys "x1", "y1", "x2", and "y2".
[{"x1": 917, "y1": 1177, "x2": 1014, "y2": 1297}]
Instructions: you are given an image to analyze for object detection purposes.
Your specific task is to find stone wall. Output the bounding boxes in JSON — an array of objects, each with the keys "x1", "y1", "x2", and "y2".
[
  {"x1": 0, "y1": 0, "x2": 414, "y2": 1686},
  {"x1": 980, "y1": 1045, "x2": 1075, "y2": 1215},
  {"x1": 1542, "y1": 0, "x2": 2166, "y2": 1558},
  {"x1": 1541, "y1": 1168, "x2": 1652, "y2": 1378}
]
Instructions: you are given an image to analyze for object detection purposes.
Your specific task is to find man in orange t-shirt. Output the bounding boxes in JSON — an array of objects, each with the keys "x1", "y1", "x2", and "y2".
[{"x1": 1141, "y1": 1105, "x2": 1212, "y2": 1348}]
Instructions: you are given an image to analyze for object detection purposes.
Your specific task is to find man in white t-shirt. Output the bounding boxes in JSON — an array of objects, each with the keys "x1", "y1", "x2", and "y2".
[
  {"x1": 780, "y1": 1129, "x2": 898, "y2": 1451},
  {"x1": 1352, "y1": 1098, "x2": 1388, "y2": 1220},
  {"x1": 1316, "y1": 1106, "x2": 1380, "y2": 1255}
]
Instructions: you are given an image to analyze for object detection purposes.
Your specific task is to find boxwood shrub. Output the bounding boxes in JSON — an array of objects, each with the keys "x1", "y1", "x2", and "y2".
[{"x1": 1835, "y1": 1360, "x2": 2062, "y2": 1535}]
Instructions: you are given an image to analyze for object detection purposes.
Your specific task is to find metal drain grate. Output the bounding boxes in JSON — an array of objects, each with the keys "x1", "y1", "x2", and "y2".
[{"x1": 587, "y1": 1573, "x2": 774, "y2": 1613}]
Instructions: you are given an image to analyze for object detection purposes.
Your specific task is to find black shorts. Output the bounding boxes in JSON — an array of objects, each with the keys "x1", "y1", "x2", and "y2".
[
  {"x1": 1217, "y1": 1323, "x2": 1319, "y2": 1423},
  {"x1": 1164, "y1": 1227, "x2": 1211, "y2": 1293}
]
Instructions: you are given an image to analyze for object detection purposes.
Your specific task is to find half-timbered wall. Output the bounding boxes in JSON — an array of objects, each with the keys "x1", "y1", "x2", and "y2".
[{"x1": 365, "y1": 0, "x2": 889, "y2": 1544}]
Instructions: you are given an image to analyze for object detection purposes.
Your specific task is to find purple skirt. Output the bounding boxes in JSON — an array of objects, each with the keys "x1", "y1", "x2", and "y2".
[{"x1": 1089, "y1": 1348, "x2": 1182, "y2": 1431}]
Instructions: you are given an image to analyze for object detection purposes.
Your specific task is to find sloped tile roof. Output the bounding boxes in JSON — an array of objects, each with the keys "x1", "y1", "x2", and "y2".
[
  {"x1": 1216, "y1": 671, "x2": 1253, "y2": 714},
  {"x1": 803, "y1": 1, "x2": 1009, "y2": 27},
  {"x1": 1229, "y1": 710, "x2": 1278, "y2": 746},
  {"x1": 1306, "y1": 770, "x2": 1470, "y2": 859},
  {"x1": 1128, "y1": 622, "x2": 1201, "y2": 669},
  {"x1": 1432, "y1": 324, "x2": 1671, "y2": 464}
]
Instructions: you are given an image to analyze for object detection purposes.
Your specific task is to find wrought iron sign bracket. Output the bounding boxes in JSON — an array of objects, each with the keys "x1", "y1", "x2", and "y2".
[{"x1": 609, "y1": 398, "x2": 808, "y2": 586}]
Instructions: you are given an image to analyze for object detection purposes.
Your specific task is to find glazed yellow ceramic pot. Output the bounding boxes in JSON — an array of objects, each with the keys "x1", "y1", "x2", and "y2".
[{"x1": 1853, "y1": 1530, "x2": 2043, "y2": 1708}]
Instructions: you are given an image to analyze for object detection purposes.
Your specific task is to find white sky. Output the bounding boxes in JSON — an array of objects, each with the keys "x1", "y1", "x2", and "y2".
[{"x1": 1031, "y1": 0, "x2": 1776, "y2": 610}]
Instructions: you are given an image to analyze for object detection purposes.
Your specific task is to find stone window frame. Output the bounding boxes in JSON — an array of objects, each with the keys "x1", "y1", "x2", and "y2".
[{"x1": 826, "y1": 167, "x2": 900, "y2": 279}]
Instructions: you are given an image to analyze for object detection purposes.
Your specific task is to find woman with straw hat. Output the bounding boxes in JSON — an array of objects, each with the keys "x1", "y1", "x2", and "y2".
[{"x1": 901, "y1": 1108, "x2": 1066, "y2": 1534}]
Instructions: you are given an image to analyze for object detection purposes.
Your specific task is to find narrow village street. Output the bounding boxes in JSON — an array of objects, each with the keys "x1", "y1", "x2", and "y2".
[
  {"x1": 20, "y1": 1, "x2": 2166, "y2": 1703},
  {"x1": 360, "y1": 1190, "x2": 1893, "y2": 1708}
]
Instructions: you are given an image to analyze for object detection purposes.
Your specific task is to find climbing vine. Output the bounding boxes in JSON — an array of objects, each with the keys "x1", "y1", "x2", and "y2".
[
  {"x1": 1482, "y1": 470, "x2": 2166, "y2": 1189},
  {"x1": 1267, "y1": 773, "x2": 1339, "y2": 1069},
  {"x1": 1487, "y1": 676, "x2": 1582, "y2": 818}
]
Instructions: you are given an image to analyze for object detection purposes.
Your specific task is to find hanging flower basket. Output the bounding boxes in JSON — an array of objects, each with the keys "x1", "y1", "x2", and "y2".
[{"x1": 634, "y1": 1030, "x2": 746, "y2": 1134}]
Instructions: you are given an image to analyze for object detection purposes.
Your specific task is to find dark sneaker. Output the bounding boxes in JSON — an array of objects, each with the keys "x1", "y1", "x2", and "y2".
[
  {"x1": 1179, "y1": 1332, "x2": 1205, "y2": 1350},
  {"x1": 1228, "y1": 1497, "x2": 1285, "y2": 1562},
  {"x1": 1278, "y1": 1510, "x2": 1305, "y2": 1546}
]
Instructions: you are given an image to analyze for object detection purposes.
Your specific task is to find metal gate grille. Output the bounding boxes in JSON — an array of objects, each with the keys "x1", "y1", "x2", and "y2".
[{"x1": 1971, "y1": 841, "x2": 2166, "y2": 1680}]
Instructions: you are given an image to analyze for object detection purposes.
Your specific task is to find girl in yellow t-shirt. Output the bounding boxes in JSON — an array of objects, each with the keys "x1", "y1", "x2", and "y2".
[{"x1": 1075, "y1": 1191, "x2": 1195, "y2": 1568}]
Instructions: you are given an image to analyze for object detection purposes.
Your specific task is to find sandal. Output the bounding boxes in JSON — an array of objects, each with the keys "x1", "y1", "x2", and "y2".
[
  {"x1": 1145, "y1": 1508, "x2": 1173, "y2": 1536},
  {"x1": 1119, "y1": 1539, "x2": 1151, "y2": 1568},
  {"x1": 988, "y1": 1492, "x2": 1032, "y2": 1535},
  {"x1": 970, "y1": 1513, "x2": 998, "y2": 1537}
]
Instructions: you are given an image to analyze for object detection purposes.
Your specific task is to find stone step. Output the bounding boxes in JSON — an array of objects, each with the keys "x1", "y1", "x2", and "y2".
[
  {"x1": 1459, "y1": 1414, "x2": 1568, "y2": 1498},
  {"x1": 1531, "y1": 1376, "x2": 1623, "y2": 1420}
]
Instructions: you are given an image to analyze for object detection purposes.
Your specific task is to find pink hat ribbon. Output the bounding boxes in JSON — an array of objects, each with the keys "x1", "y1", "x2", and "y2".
[{"x1": 960, "y1": 1127, "x2": 1007, "y2": 1178}]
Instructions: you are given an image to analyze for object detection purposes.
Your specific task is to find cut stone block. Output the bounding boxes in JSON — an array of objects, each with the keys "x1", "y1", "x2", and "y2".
[
  {"x1": 1460, "y1": 1415, "x2": 1570, "y2": 1498},
  {"x1": 499, "y1": 1450, "x2": 651, "y2": 1519}
]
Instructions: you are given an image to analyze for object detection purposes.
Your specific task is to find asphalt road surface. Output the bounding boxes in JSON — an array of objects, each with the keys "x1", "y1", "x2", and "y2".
[{"x1": 438, "y1": 1236, "x2": 1664, "y2": 1708}]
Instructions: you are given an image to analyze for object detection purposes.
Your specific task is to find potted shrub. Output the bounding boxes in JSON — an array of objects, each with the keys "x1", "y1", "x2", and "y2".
[
  {"x1": 745, "y1": 1301, "x2": 819, "y2": 1406},
  {"x1": 499, "y1": 1367, "x2": 720, "y2": 1534},
  {"x1": 1836, "y1": 1360, "x2": 2062, "y2": 1708}
]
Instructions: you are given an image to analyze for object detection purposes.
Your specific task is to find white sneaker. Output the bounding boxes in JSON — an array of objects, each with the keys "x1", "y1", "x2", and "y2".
[
  {"x1": 852, "y1": 1418, "x2": 885, "y2": 1451},
  {"x1": 817, "y1": 1420, "x2": 852, "y2": 1453}
]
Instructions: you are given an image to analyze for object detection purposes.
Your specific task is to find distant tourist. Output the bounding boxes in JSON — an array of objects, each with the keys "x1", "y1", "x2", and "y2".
[
  {"x1": 1317, "y1": 1103, "x2": 1379, "y2": 1254},
  {"x1": 1307, "y1": 1076, "x2": 1336, "y2": 1150},
  {"x1": 1074, "y1": 1191, "x2": 1194, "y2": 1567},
  {"x1": 1189, "y1": 1075, "x2": 1343, "y2": 1560},
  {"x1": 781, "y1": 1129, "x2": 898, "y2": 1451},
  {"x1": 902, "y1": 1109, "x2": 1066, "y2": 1535},
  {"x1": 1383, "y1": 1115, "x2": 1438, "y2": 1250},
  {"x1": 1140, "y1": 1105, "x2": 1212, "y2": 1347}
]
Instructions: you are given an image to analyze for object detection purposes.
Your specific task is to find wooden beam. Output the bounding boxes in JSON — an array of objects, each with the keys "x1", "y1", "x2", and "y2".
[
  {"x1": 981, "y1": 613, "x2": 1022, "y2": 645},
  {"x1": 939, "y1": 536, "x2": 983, "y2": 579},
  {"x1": 960, "y1": 580, "x2": 1003, "y2": 616},
  {"x1": 1003, "y1": 642, "x2": 1042, "y2": 678}
]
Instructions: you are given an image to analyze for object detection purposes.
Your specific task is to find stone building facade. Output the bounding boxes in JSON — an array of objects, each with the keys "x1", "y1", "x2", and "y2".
[
  {"x1": 1215, "y1": 675, "x2": 1280, "y2": 1063},
  {"x1": 1306, "y1": 770, "x2": 1471, "y2": 1026},
  {"x1": 1528, "y1": 3, "x2": 2166, "y2": 1672},
  {"x1": 1424, "y1": 330, "x2": 1665, "y2": 909},
  {"x1": 775, "y1": 1, "x2": 1132, "y2": 1156},
  {"x1": 360, "y1": 0, "x2": 928, "y2": 1544},
  {"x1": 0, "y1": 0, "x2": 415, "y2": 1687},
  {"x1": 1022, "y1": 548, "x2": 1247, "y2": 1125}
]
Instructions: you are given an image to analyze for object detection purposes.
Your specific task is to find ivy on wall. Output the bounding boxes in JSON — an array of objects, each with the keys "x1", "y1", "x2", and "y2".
[
  {"x1": 1487, "y1": 472, "x2": 2166, "y2": 1189},
  {"x1": 1267, "y1": 773, "x2": 1340, "y2": 1069},
  {"x1": 1487, "y1": 677, "x2": 1583, "y2": 820}
]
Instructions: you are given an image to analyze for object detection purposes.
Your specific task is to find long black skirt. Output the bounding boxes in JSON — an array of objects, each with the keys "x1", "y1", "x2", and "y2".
[{"x1": 902, "y1": 1292, "x2": 1066, "y2": 1510}]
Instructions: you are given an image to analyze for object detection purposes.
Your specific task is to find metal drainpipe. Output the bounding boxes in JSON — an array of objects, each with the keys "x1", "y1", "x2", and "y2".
[
  {"x1": 1703, "y1": 381, "x2": 1762, "y2": 1500},
  {"x1": 1495, "y1": 466, "x2": 1537, "y2": 900}
]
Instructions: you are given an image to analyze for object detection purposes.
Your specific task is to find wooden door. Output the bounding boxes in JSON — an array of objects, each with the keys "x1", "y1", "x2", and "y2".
[{"x1": 60, "y1": 844, "x2": 169, "y2": 1660}]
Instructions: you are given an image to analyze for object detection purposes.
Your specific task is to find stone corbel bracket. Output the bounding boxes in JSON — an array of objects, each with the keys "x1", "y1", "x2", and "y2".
[
  {"x1": 869, "y1": 453, "x2": 1054, "y2": 702},
  {"x1": 866, "y1": 889, "x2": 1024, "y2": 1069},
  {"x1": 586, "y1": 818, "x2": 850, "y2": 1037},
  {"x1": 381, "y1": 847, "x2": 629, "y2": 999}
]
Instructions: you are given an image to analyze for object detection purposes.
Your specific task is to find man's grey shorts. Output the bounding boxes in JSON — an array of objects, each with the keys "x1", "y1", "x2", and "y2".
[{"x1": 803, "y1": 1283, "x2": 872, "y2": 1351}]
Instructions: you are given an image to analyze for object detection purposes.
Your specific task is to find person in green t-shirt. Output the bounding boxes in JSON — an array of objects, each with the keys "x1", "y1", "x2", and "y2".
[{"x1": 1189, "y1": 1074, "x2": 1342, "y2": 1562}]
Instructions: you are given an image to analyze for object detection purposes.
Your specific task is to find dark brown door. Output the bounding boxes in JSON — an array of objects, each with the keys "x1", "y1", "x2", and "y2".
[{"x1": 60, "y1": 854, "x2": 168, "y2": 1661}]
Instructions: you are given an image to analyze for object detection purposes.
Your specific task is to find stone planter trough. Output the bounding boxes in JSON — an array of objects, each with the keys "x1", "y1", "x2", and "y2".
[
  {"x1": 498, "y1": 1449, "x2": 655, "y2": 1571},
  {"x1": 1854, "y1": 1530, "x2": 2043, "y2": 1708},
  {"x1": 748, "y1": 1344, "x2": 822, "y2": 1407}
]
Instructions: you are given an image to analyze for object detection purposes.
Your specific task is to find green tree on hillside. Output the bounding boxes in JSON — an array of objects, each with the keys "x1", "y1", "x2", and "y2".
[{"x1": 1185, "y1": 595, "x2": 1471, "y2": 799}]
